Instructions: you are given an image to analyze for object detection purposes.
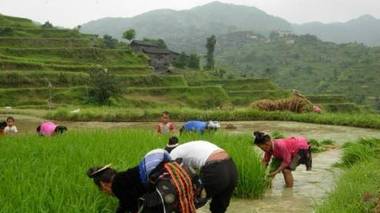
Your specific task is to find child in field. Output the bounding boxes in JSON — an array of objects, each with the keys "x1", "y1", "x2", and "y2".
[
  {"x1": 253, "y1": 131, "x2": 312, "y2": 187},
  {"x1": 180, "y1": 120, "x2": 220, "y2": 134},
  {"x1": 156, "y1": 111, "x2": 176, "y2": 134},
  {"x1": 36, "y1": 121, "x2": 67, "y2": 136},
  {"x1": 4, "y1": 116, "x2": 18, "y2": 134}
]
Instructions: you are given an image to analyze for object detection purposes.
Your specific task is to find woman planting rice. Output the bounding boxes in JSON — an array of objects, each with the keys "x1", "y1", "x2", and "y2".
[
  {"x1": 87, "y1": 149, "x2": 206, "y2": 213},
  {"x1": 170, "y1": 141, "x2": 238, "y2": 213},
  {"x1": 253, "y1": 131, "x2": 312, "y2": 187},
  {"x1": 180, "y1": 120, "x2": 220, "y2": 134},
  {"x1": 36, "y1": 121, "x2": 67, "y2": 136}
]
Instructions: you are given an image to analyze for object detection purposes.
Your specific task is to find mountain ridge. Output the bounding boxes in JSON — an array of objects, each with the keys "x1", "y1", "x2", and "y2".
[{"x1": 81, "y1": 1, "x2": 380, "y2": 48}]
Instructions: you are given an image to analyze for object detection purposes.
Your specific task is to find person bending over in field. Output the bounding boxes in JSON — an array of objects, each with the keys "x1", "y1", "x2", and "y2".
[
  {"x1": 170, "y1": 140, "x2": 238, "y2": 213},
  {"x1": 4, "y1": 116, "x2": 18, "y2": 135},
  {"x1": 0, "y1": 121, "x2": 7, "y2": 136},
  {"x1": 180, "y1": 120, "x2": 220, "y2": 134},
  {"x1": 87, "y1": 149, "x2": 207, "y2": 213},
  {"x1": 253, "y1": 131, "x2": 312, "y2": 188},
  {"x1": 156, "y1": 111, "x2": 176, "y2": 135},
  {"x1": 36, "y1": 121, "x2": 67, "y2": 136}
]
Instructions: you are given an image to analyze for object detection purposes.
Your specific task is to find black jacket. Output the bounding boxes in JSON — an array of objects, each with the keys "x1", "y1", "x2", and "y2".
[{"x1": 112, "y1": 166, "x2": 145, "y2": 213}]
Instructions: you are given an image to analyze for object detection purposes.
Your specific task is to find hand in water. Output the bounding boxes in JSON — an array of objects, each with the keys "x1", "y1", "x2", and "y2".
[{"x1": 268, "y1": 172, "x2": 277, "y2": 178}]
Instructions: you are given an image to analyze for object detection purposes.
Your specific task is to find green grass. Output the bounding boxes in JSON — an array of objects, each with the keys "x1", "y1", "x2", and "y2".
[
  {"x1": 0, "y1": 71, "x2": 88, "y2": 88},
  {"x1": 0, "y1": 38, "x2": 97, "y2": 48},
  {"x1": 316, "y1": 138, "x2": 380, "y2": 212},
  {"x1": 0, "y1": 130, "x2": 266, "y2": 212},
  {"x1": 0, "y1": 48, "x2": 146, "y2": 65},
  {"x1": 0, "y1": 15, "x2": 37, "y2": 28},
  {"x1": 46, "y1": 107, "x2": 380, "y2": 129},
  {"x1": 0, "y1": 27, "x2": 86, "y2": 38},
  {"x1": 189, "y1": 78, "x2": 278, "y2": 90},
  {"x1": 0, "y1": 59, "x2": 150, "y2": 73},
  {"x1": 0, "y1": 87, "x2": 86, "y2": 106},
  {"x1": 125, "y1": 86, "x2": 230, "y2": 109},
  {"x1": 321, "y1": 103, "x2": 360, "y2": 113},
  {"x1": 0, "y1": 72, "x2": 187, "y2": 88},
  {"x1": 307, "y1": 95, "x2": 348, "y2": 104},
  {"x1": 229, "y1": 90, "x2": 291, "y2": 105}
]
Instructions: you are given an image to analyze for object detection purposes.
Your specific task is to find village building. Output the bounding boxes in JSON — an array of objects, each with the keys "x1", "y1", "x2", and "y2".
[{"x1": 130, "y1": 40, "x2": 179, "y2": 72}]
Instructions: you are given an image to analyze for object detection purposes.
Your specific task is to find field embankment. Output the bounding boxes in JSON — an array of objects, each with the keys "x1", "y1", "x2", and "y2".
[
  {"x1": 42, "y1": 107, "x2": 380, "y2": 129},
  {"x1": 316, "y1": 138, "x2": 380, "y2": 213}
]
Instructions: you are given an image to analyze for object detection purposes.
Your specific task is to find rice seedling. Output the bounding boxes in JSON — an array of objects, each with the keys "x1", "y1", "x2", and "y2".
[
  {"x1": 316, "y1": 138, "x2": 380, "y2": 213},
  {"x1": 0, "y1": 130, "x2": 266, "y2": 212}
]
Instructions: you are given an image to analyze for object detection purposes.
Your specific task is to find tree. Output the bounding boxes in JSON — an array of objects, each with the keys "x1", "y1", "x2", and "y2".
[
  {"x1": 188, "y1": 54, "x2": 200, "y2": 69},
  {"x1": 173, "y1": 52, "x2": 187, "y2": 68},
  {"x1": 123, "y1": 29, "x2": 136, "y2": 42},
  {"x1": 41, "y1": 21, "x2": 53, "y2": 29},
  {"x1": 205, "y1": 35, "x2": 216, "y2": 70},
  {"x1": 103, "y1": 34, "x2": 118, "y2": 49},
  {"x1": 88, "y1": 67, "x2": 120, "y2": 105}
]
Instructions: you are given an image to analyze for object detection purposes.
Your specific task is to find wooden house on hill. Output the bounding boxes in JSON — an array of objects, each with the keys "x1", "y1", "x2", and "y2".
[{"x1": 130, "y1": 40, "x2": 179, "y2": 72}]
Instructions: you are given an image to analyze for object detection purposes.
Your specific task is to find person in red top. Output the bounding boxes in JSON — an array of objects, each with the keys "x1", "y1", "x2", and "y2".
[
  {"x1": 253, "y1": 131, "x2": 312, "y2": 187},
  {"x1": 156, "y1": 111, "x2": 176, "y2": 135}
]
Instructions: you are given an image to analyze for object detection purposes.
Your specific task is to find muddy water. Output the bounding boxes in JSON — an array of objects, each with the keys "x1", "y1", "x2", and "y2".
[
  {"x1": 3, "y1": 115, "x2": 380, "y2": 145},
  {"x1": 2, "y1": 114, "x2": 380, "y2": 212},
  {"x1": 198, "y1": 149, "x2": 341, "y2": 213}
]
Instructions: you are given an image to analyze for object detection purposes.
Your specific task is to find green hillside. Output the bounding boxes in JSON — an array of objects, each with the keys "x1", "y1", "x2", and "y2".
[
  {"x1": 0, "y1": 14, "x2": 296, "y2": 110},
  {"x1": 216, "y1": 31, "x2": 380, "y2": 110},
  {"x1": 0, "y1": 13, "x2": 362, "y2": 112}
]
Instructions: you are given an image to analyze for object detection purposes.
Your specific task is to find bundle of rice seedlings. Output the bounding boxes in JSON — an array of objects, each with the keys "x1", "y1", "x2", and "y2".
[{"x1": 251, "y1": 95, "x2": 313, "y2": 113}]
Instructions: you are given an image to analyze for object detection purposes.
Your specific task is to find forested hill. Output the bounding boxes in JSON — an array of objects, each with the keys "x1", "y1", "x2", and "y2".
[
  {"x1": 216, "y1": 31, "x2": 380, "y2": 109},
  {"x1": 81, "y1": 1, "x2": 380, "y2": 52},
  {"x1": 80, "y1": 1, "x2": 292, "y2": 53},
  {"x1": 293, "y1": 15, "x2": 380, "y2": 47}
]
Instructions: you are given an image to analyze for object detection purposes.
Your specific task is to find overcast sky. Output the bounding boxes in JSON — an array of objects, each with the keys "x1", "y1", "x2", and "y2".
[{"x1": 1, "y1": 0, "x2": 379, "y2": 28}]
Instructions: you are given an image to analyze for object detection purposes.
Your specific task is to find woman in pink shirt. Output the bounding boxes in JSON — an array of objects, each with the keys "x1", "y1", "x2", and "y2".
[
  {"x1": 36, "y1": 121, "x2": 67, "y2": 136},
  {"x1": 253, "y1": 131, "x2": 312, "y2": 187}
]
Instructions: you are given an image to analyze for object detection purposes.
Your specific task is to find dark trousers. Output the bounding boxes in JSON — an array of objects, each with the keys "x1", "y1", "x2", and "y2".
[{"x1": 200, "y1": 158, "x2": 238, "y2": 213}]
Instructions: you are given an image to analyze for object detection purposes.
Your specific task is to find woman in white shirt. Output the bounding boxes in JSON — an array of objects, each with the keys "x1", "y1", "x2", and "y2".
[{"x1": 170, "y1": 140, "x2": 238, "y2": 213}]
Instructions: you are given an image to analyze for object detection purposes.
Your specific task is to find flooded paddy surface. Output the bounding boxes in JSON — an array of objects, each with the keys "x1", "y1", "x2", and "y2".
[
  {"x1": 199, "y1": 149, "x2": 341, "y2": 213},
  {"x1": 2, "y1": 114, "x2": 380, "y2": 212},
  {"x1": 5, "y1": 115, "x2": 380, "y2": 145}
]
